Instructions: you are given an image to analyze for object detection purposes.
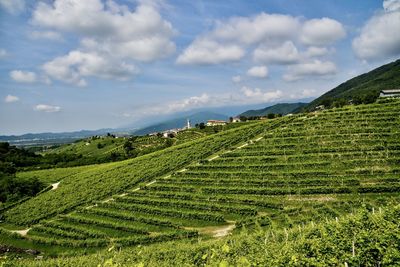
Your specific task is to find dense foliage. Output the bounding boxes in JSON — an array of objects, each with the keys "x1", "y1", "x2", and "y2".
[{"x1": 0, "y1": 146, "x2": 44, "y2": 205}]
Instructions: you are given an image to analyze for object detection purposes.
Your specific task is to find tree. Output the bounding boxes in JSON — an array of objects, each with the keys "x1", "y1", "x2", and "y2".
[
  {"x1": 199, "y1": 122, "x2": 206, "y2": 129},
  {"x1": 123, "y1": 140, "x2": 134, "y2": 155},
  {"x1": 267, "y1": 113, "x2": 275, "y2": 119},
  {"x1": 229, "y1": 117, "x2": 233, "y2": 123},
  {"x1": 97, "y1": 143, "x2": 105, "y2": 149}
]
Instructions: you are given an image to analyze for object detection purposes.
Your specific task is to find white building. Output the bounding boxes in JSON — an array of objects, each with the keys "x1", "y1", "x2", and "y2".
[
  {"x1": 206, "y1": 120, "x2": 227, "y2": 126},
  {"x1": 379, "y1": 89, "x2": 400, "y2": 98}
]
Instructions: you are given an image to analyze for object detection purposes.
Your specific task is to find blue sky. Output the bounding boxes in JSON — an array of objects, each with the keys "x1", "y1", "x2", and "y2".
[{"x1": 0, "y1": 0, "x2": 399, "y2": 135}]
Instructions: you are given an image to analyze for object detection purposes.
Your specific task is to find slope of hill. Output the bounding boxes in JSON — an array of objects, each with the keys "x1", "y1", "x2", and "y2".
[
  {"x1": 1, "y1": 99, "x2": 399, "y2": 257},
  {"x1": 301, "y1": 58, "x2": 400, "y2": 111},
  {"x1": 133, "y1": 111, "x2": 228, "y2": 136},
  {"x1": 6, "y1": 204, "x2": 399, "y2": 266},
  {"x1": 239, "y1": 102, "x2": 307, "y2": 117}
]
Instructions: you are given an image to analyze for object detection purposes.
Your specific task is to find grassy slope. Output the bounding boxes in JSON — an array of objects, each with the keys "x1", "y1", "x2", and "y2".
[
  {"x1": 3, "y1": 121, "x2": 272, "y2": 225},
  {"x1": 5, "y1": 204, "x2": 400, "y2": 266},
  {"x1": 302, "y1": 58, "x2": 400, "y2": 111},
  {"x1": 16, "y1": 165, "x2": 97, "y2": 185}
]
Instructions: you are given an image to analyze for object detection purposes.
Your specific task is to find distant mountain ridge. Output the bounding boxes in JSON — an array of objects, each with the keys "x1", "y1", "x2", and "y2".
[
  {"x1": 0, "y1": 129, "x2": 127, "y2": 146},
  {"x1": 133, "y1": 111, "x2": 228, "y2": 136},
  {"x1": 239, "y1": 103, "x2": 308, "y2": 117},
  {"x1": 300, "y1": 58, "x2": 400, "y2": 111}
]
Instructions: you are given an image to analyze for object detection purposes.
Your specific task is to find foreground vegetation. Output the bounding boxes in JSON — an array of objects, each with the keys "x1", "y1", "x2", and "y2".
[{"x1": 2, "y1": 204, "x2": 399, "y2": 266}]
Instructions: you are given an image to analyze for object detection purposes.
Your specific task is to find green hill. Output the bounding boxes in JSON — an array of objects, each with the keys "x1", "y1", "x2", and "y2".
[
  {"x1": 239, "y1": 102, "x2": 307, "y2": 117},
  {"x1": 300, "y1": 58, "x2": 400, "y2": 111},
  {"x1": 0, "y1": 99, "x2": 399, "y2": 264}
]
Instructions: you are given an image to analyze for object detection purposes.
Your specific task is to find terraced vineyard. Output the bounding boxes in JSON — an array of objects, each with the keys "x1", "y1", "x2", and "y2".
[{"x1": 2, "y1": 100, "x2": 398, "y2": 252}]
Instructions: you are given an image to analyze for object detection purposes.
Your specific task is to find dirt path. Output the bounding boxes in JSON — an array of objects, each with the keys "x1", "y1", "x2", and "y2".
[
  {"x1": 51, "y1": 182, "x2": 60, "y2": 190},
  {"x1": 11, "y1": 228, "x2": 30, "y2": 236},
  {"x1": 208, "y1": 155, "x2": 220, "y2": 161},
  {"x1": 212, "y1": 224, "x2": 235, "y2": 238},
  {"x1": 186, "y1": 223, "x2": 236, "y2": 238},
  {"x1": 146, "y1": 180, "x2": 157, "y2": 186},
  {"x1": 237, "y1": 143, "x2": 248, "y2": 149}
]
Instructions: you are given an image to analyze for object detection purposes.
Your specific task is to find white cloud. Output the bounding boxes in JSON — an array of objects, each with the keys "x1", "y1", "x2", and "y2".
[
  {"x1": 42, "y1": 50, "x2": 138, "y2": 86},
  {"x1": 304, "y1": 46, "x2": 330, "y2": 57},
  {"x1": 383, "y1": 0, "x2": 400, "y2": 11},
  {"x1": 283, "y1": 60, "x2": 337, "y2": 81},
  {"x1": 32, "y1": 0, "x2": 176, "y2": 62},
  {"x1": 165, "y1": 94, "x2": 211, "y2": 114},
  {"x1": 10, "y1": 70, "x2": 37, "y2": 83},
  {"x1": 4, "y1": 95, "x2": 19, "y2": 103},
  {"x1": 241, "y1": 86, "x2": 283, "y2": 103},
  {"x1": 352, "y1": 1, "x2": 400, "y2": 61},
  {"x1": 300, "y1": 18, "x2": 346, "y2": 46},
  {"x1": 0, "y1": 48, "x2": 7, "y2": 59},
  {"x1": 176, "y1": 38, "x2": 245, "y2": 65},
  {"x1": 232, "y1": 75, "x2": 242, "y2": 83},
  {"x1": 289, "y1": 89, "x2": 319, "y2": 99},
  {"x1": 0, "y1": 0, "x2": 25, "y2": 14},
  {"x1": 211, "y1": 13, "x2": 300, "y2": 45},
  {"x1": 30, "y1": 31, "x2": 63, "y2": 41},
  {"x1": 247, "y1": 65, "x2": 268, "y2": 78},
  {"x1": 253, "y1": 41, "x2": 300, "y2": 64},
  {"x1": 34, "y1": 104, "x2": 61, "y2": 113},
  {"x1": 178, "y1": 12, "x2": 344, "y2": 66}
]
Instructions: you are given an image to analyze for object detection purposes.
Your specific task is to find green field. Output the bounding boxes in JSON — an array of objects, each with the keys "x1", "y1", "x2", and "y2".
[{"x1": 1, "y1": 99, "x2": 400, "y2": 265}]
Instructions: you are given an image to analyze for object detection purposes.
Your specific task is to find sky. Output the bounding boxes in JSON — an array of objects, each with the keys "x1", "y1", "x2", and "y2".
[{"x1": 0, "y1": 0, "x2": 399, "y2": 135}]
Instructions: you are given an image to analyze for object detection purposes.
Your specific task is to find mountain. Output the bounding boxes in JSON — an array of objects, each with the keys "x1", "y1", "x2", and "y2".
[
  {"x1": 239, "y1": 103, "x2": 308, "y2": 117},
  {"x1": 300, "y1": 59, "x2": 400, "y2": 111},
  {"x1": 0, "y1": 128, "x2": 128, "y2": 147},
  {"x1": 133, "y1": 111, "x2": 229, "y2": 135}
]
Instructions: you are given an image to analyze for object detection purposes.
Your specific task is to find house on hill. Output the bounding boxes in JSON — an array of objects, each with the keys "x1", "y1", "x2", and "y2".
[
  {"x1": 206, "y1": 120, "x2": 227, "y2": 126},
  {"x1": 379, "y1": 89, "x2": 400, "y2": 98}
]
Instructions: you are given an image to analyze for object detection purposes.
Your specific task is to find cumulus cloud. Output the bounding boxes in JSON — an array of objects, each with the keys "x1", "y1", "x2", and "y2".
[
  {"x1": 232, "y1": 75, "x2": 242, "y2": 83},
  {"x1": 30, "y1": 31, "x2": 63, "y2": 41},
  {"x1": 178, "y1": 12, "x2": 344, "y2": 66},
  {"x1": 34, "y1": 104, "x2": 61, "y2": 113},
  {"x1": 300, "y1": 18, "x2": 346, "y2": 46},
  {"x1": 211, "y1": 13, "x2": 300, "y2": 45},
  {"x1": 176, "y1": 38, "x2": 245, "y2": 65},
  {"x1": 383, "y1": 0, "x2": 400, "y2": 11},
  {"x1": 247, "y1": 66, "x2": 268, "y2": 78},
  {"x1": 10, "y1": 70, "x2": 37, "y2": 83},
  {"x1": 30, "y1": 0, "x2": 176, "y2": 85},
  {"x1": 352, "y1": 0, "x2": 400, "y2": 61},
  {"x1": 0, "y1": 0, "x2": 25, "y2": 14},
  {"x1": 42, "y1": 50, "x2": 138, "y2": 86},
  {"x1": 32, "y1": 0, "x2": 176, "y2": 62},
  {"x1": 4, "y1": 95, "x2": 19, "y2": 103},
  {"x1": 304, "y1": 46, "x2": 330, "y2": 57},
  {"x1": 283, "y1": 60, "x2": 337, "y2": 81},
  {"x1": 253, "y1": 41, "x2": 300, "y2": 64},
  {"x1": 241, "y1": 86, "x2": 283, "y2": 102}
]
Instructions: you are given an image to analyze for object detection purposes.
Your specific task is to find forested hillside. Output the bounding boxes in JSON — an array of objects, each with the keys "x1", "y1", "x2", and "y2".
[{"x1": 300, "y1": 59, "x2": 400, "y2": 111}]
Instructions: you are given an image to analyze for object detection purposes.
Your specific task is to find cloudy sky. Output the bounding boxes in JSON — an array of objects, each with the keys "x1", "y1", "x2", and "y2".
[{"x1": 0, "y1": 0, "x2": 399, "y2": 134}]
